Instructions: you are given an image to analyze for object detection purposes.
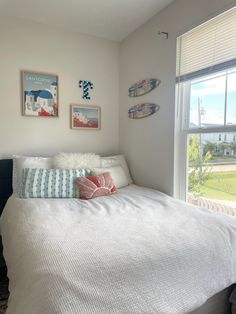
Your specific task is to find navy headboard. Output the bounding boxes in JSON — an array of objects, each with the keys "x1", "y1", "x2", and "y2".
[
  {"x1": 0, "y1": 159, "x2": 13, "y2": 278},
  {"x1": 0, "y1": 159, "x2": 13, "y2": 215}
]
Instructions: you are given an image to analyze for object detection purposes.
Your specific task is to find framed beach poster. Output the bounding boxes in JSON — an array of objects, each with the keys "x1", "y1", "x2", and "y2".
[
  {"x1": 70, "y1": 104, "x2": 101, "y2": 130},
  {"x1": 21, "y1": 70, "x2": 58, "y2": 117}
]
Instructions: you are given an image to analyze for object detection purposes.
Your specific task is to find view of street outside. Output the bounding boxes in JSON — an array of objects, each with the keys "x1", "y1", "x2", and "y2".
[
  {"x1": 187, "y1": 133, "x2": 236, "y2": 214},
  {"x1": 185, "y1": 69, "x2": 236, "y2": 215}
]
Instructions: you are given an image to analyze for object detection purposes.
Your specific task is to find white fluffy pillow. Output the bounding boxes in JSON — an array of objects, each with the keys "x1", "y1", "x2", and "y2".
[
  {"x1": 53, "y1": 153, "x2": 101, "y2": 169},
  {"x1": 92, "y1": 166, "x2": 129, "y2": 189},
  {"x1": 13, "y1": 155, "x2": 52, "y2": 196},
  {"x1": 101, "y1": 155, "x2": 133, "y2": 184}
]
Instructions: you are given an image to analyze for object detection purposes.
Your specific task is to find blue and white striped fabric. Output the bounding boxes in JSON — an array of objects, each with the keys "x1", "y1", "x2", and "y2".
[{"x1": 21, "y1": 168, "x2": 85, "y2": 198}]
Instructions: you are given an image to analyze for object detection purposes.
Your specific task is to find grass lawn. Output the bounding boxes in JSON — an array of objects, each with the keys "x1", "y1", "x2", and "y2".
[{"x1": 195, "y1": 171, "x2": 236, "y2": 201}]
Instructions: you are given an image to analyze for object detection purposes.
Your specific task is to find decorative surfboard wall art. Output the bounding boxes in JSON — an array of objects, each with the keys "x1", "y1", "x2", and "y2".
[
  {"x1": 128, "y1": 78, "x2": 161, "y2": 97},
  {"x1": 128, "y1": 103, "x2": 160, "y2": 119},
  {"x1": 79, "y1": 80, "x2": 94, "y2": 100}
]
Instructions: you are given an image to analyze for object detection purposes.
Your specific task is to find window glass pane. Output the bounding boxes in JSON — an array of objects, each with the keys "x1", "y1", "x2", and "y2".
[
  {"x1": 226, "y1": 71, "x2": 236, "y2": 125},
  {"x1": 189, "y1": 75, "x2": 226, "y2": 128},
  {"x1": 187, "y1": 133, "x2": 236, "y2": 212}
]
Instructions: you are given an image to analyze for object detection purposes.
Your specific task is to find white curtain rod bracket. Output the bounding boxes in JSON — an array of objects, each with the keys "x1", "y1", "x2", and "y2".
[{"x1": 157, "y1": 31, "x2": 168, "y2": 39}]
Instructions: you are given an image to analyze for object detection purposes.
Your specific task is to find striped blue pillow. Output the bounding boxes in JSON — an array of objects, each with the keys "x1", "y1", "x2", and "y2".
[{"x1": 21, "y1": 168, "x2": 85, "y2": 198}]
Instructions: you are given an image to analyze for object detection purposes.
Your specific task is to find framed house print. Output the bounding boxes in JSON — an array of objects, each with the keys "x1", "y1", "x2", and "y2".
[
  {"x1": 21, "y1": 70, "x2": 58, "y2": 117},
  {"x1": 71, "y1": 104, "x2": 101, "y2": 130}
]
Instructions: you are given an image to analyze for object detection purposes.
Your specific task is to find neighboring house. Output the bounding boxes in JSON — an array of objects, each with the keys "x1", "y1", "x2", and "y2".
[
  {"x1": 189, "y1": 123, "x2": 236, "y2": 156},
  {"x1": 201, "y1": 132, "x2": 236, "y2": 144},
  {"x1": 200, "y1": 132, "x2": 236, "y2": 157}
]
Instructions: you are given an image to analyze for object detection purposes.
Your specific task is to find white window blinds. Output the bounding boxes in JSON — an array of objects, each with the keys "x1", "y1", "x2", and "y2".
[{"x1": 176, "y1": 6, "x2": 236, "y2": 82}]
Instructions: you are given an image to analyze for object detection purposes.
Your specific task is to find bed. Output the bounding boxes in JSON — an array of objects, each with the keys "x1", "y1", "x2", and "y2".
[{"x1": 0, "y1": 158, "x2": 236, "y2": 314}]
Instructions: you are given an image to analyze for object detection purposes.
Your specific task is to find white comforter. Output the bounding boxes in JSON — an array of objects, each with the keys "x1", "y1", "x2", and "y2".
[{"x1": 1, "y1": 185, "x2": 236, "y2": 314}]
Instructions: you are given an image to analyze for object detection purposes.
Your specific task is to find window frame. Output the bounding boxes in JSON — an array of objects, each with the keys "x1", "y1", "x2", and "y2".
[{"x1": 174, "y1": 68, "x2": 236, "y2": 201}]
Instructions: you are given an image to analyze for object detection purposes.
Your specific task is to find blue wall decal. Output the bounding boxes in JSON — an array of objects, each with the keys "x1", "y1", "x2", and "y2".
[{"x1": 79, "y1": 80, "x2": 94, "y2": 100}]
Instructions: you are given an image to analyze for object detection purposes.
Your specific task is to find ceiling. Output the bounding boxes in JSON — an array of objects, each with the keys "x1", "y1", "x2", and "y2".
[{"x1": 0, "y1": 0, "x2": 174, "y2": 41}]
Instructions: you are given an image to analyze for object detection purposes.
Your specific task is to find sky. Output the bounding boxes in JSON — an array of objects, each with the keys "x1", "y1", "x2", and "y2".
[{"x1": 190, "y1": 70, "x2": 236, "y2": 126}]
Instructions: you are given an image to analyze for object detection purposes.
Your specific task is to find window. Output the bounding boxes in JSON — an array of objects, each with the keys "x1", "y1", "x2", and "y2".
[
  {"x1": 188, "y1": 70, "x2": 236, "y2": 129},
  {"x1": 175, "y1": 6, "x2": 236, "y2": 214}
]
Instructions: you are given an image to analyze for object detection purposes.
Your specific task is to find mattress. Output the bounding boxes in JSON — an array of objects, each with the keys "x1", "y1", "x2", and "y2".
[{"x1": 1, "y1": 184, "x2": 236, "y2": 314}]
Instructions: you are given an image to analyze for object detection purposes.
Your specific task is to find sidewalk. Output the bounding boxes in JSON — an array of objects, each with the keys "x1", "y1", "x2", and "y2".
[{"x1": 209, "y1": 164, "x2": 236, "y2": 172}]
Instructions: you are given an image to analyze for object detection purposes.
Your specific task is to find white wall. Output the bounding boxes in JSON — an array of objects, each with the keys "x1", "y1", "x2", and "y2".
[
  {"x1": 0, "y1": 17, "x2": 120, "y2": 158},
  {"x1": 2, "y1": 1, "x2": 236, "y2": 194},
  {"x1": 119, "y1": 0, "x2": 236, "y2": 196}
]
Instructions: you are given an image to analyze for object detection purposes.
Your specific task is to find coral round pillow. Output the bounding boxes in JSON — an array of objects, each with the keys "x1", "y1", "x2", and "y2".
[{"x1": 78, "y1": 172, "x2": 117, "y2": 200}]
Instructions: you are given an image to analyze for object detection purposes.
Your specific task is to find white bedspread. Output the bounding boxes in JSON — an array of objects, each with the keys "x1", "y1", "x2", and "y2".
[{"x1": 1, "y1": 185, "x2": 236, "y2": 314}]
